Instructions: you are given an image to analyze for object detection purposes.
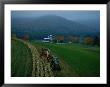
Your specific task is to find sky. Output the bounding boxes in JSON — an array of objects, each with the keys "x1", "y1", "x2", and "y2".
[{"x1": 11, "y1": 10, "x2": 100, "y2": 21}]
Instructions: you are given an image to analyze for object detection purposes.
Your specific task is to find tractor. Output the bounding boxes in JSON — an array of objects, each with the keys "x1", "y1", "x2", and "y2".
[{"x1": 50, "y1": 56, "x2": 61, "y2": 71}]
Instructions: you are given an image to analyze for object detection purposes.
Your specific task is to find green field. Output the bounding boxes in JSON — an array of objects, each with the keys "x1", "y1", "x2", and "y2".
[
  {"x1": 31, "y1": 41, "x2": 100, "y2": 77},
  {"x1": 11, "y1": 39, "x2": 32, "y2": 77},
  {"x1": 11, "y1": 39, "x2": 100, "y2": 77}
]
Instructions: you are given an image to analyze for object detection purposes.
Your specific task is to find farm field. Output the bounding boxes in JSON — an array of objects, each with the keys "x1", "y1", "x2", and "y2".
[
  {"x1": 11, "y1": 38, "x2": 55, "y2": 77},
  {"x1": 11, "y1": 38, "x2": 100, "y2": 77},
  {"x1": 31, "y1": 41, "x2": 100, "y2": 77},
  {"x1": 11, "y1": 11, "x2": 100, "y2": 77},
  {"x1": 11, "y1": 39, "x2": 32, "y2": 77}
]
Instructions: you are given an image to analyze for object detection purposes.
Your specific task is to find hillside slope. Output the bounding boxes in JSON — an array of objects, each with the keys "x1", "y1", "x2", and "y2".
[{"x1": 11, "y1": 15, "x2": 99, "y2": 40}]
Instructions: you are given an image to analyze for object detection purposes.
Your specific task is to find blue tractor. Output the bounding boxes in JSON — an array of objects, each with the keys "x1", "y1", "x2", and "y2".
[{"x1": 50, "y1": 56, "x2": 61, "y2": 71}]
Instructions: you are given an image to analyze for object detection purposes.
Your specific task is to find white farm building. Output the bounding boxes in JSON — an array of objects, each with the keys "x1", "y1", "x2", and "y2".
[{"x1": 42, "y1": 35, "x2": 53, "y2": 42}]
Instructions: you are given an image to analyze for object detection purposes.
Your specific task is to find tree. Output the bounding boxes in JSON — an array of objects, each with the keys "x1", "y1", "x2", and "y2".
[
  {"x1": 84, "y1": 37, "x2": 94, "y2": 45},
  {"x1": 11, "y1": 33, "x2": 16, "y2": 38},
  {"x1": 68, "y1": 36, "x2": 79, "y2": 43},
  {"x1": 22, "y1": 34, "x2": 29, "y2": 41},
  {"x1": 54, "y1": 35, "x2": 64, "y2": 43},
  {"x1": 68, "y1": 36, "x2": 73, "y2": 43},
  {"x1": 59, "y1": 36, "x2": 64, "y2": 43},
  {"x1": 11, "y1": 33, "x2": 17, "y2": 40},
  {"x1": 94, "y1": 36, "x2": 100, "y2": 46}
]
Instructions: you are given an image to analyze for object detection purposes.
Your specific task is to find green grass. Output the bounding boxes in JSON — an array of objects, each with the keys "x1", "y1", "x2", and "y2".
[
  {"x1": 11, "y1": 38, "x2": 100, "y2": 77},
  {"x1": 11, "y1": 39, "x2": 32, "y2": 77},
  {"x1": 31, "y1": 41, "x2": 100, "y2": 77}
]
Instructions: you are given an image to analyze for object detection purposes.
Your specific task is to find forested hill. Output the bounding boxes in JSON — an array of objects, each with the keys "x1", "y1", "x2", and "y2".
[{"x1": 11, "y1": 15, "x2": 100, "y2": 40}]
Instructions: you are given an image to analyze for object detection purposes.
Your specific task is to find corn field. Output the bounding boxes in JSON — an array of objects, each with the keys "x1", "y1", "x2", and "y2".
[{"x1": 14, "y1": 38, "x2": 54, "y2": 77}]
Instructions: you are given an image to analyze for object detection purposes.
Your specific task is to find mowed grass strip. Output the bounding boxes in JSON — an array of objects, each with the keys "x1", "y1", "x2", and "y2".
[
  {"x1": 11, "y1": 39, "x2": 32, "y2": 77},
  {"x1": 31, "y1": 41, "x2": 100, "y2": 77}
]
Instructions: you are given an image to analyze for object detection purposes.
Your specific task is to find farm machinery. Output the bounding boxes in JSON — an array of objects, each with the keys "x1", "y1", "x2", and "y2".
[
  {"x1": 50, "y1": 56, "x2": 61, "y2": 71},
  {"x1": 40, "y1": 48, "x2": 61, "y2": 71}
]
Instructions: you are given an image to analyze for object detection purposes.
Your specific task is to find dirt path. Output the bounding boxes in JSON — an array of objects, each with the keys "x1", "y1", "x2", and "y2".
[{"x1": 13, "y1": 38, "x2": 54, "y2": 77}]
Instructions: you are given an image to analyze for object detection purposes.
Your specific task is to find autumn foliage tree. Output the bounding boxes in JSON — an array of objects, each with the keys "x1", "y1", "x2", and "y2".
[
  {"x1": 22, "y1": 34, "x2": 29, "y2": 41},
  {"x1": 84, "y1": 37, "x2": 94, "y2": 45},
  {"x1": 54, "y1": 35, "x2": 64, "y2": 43}
]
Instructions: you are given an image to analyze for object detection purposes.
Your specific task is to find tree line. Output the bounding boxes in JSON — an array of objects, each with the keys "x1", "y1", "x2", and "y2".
[
  {"x1": 11, "y1": 33, "x2": 100, "y2": 46},
  {"x1": 52, "y1": 35, "x2": 100, "y2": 46}
]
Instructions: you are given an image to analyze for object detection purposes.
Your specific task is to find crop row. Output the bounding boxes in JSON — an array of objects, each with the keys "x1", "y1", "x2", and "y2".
[{"x1": 15, "y1": 38, "x2": 54, "y2": 77}]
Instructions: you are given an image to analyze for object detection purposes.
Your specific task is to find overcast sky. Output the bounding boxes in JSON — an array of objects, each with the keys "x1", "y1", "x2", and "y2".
[{"x1": 11, "y1": 10, "x2": 100, "y2": 21}]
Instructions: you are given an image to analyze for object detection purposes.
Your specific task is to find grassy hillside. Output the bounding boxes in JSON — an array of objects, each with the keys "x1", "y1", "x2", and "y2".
[
  {"x1": 11, "y1": 39, "x2": 32, "y2": 77},
  {"x1": 31, "y1": 41, "x2": 100, "y2": 77}
]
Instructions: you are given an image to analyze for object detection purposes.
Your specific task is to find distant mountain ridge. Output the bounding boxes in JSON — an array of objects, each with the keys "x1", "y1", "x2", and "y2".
[{"x1": 11, "y1": 15, "x2": 100, "y2": 40}]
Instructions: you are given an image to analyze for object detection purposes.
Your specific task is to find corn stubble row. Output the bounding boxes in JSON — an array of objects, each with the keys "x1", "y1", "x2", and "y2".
[{"x1": 16, "y1": 39, "x2": 54, "y2": 77}]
